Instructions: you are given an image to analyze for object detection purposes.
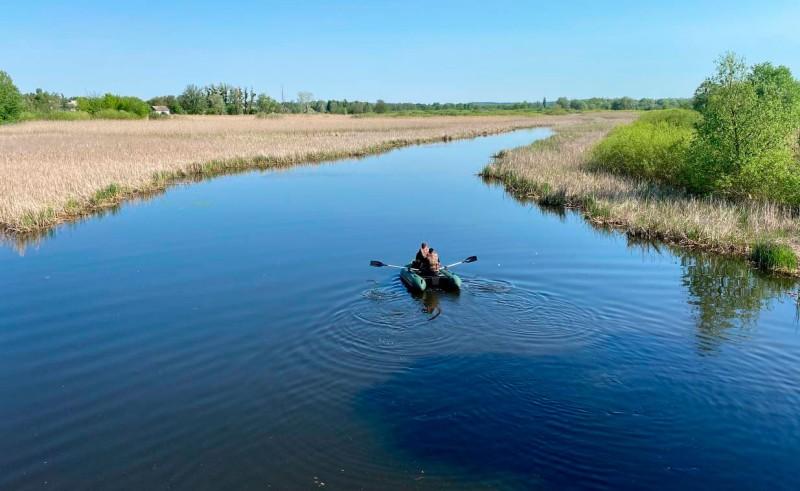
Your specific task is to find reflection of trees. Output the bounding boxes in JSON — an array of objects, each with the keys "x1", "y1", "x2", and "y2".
[
  {"x1": 626, "y1": 237, "x2": 797, "y2": 353},
  {"x1": 680, "y1": 253, "x2": 795, "y2": 353}
]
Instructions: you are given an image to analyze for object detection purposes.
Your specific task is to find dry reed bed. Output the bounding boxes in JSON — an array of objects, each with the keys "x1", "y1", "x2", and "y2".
[
  {"x1": 0, "y1": 113, "x2": 616, "y2": 234},
  {"x1": 482, "y1": 118, "x2": 800, "y2": 274}
]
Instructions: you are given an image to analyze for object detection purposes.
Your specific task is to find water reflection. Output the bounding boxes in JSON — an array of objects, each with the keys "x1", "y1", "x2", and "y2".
[
  {"x1": 626, "y1": 237, "x2": 797, "y2": 351},
  {"x1": 405, "y1": 289, "x2": 450, "y2": 321},
  {"x1": 680, "y1": 253, "x2": 796, "y2": 352},
  {"x1": 1, "y1": 199, "x2": 127, "y2": 255}
]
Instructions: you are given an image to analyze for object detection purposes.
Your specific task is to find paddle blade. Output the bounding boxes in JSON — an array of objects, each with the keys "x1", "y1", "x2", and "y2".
[
  {"x1": 370, "y1": 260, "x2": 386, "y2": 267},
  {"x1": 463, "y1": 255, "x2": 478, "y2": 263}
]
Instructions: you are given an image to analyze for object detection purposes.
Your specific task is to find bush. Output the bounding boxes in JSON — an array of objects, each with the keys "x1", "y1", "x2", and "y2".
[
  {"x1": 734, "y1": 147, "x2": 800, "y2": 204},
  {"x1": 18, "y1": 110, "x2": 94, "y2": 122},
  {"x1": 77, "y1": 93, "x2": 149, "y2": 118},
  {"x1": 543, "y1": 107, "x2": 568, "y2": 115},
  {"x1": 0, "y1": 70, "x2": 22, "y2": 123},
  {"x1": 93, "y1": 109, "x2": 141, "y2": 120},
  {"x1": 590, "y1": 118, "x2": 694, "y2": 185},
  {"x1": 750, "y1": 242, "x2": 797, "y2": 271},
  {"x1": 638, "y1": 108, "x2": 700, "y2": 128}
]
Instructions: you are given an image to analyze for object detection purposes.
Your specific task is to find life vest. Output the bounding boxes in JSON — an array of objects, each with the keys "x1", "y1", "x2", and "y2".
[{"x1": 427, "y1": 253, "x2": 440, "y2": 272}]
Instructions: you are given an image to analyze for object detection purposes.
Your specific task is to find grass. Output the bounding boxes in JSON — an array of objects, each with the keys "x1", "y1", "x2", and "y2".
[
  {"x1": 750, "y1": 242, "x2": 798, "y2": 272},
  {"x1": 18, "y1": 110, "x2": 148, "y2": 121},
  {"x1": 0, "y1": 113, "x2": 626, "y2": 236},
  {"x1": 19, "y1": 110, "x2": 93, "y2": 121},
  {"x1": 481, "y1": 114, "x2": 800, "y2": 276}
]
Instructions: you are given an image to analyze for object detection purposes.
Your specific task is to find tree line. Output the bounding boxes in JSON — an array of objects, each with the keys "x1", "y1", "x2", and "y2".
[
  {"x1": 152, "y1": 85, "x2": 691, "y2": 115},
  {"x1": 1, "y1": 68, "x2": 691, "y2": 123}
]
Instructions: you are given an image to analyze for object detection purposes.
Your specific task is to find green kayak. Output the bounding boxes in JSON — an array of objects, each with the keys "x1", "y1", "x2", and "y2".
[{"x1": 400, "y1": 264, "x2": 462, "y2": 292}]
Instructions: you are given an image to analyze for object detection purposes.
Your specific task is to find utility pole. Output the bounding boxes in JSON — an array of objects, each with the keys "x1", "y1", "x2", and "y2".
[{"x1": 281, "y1": 85, "x2": 284, "y2": 103}]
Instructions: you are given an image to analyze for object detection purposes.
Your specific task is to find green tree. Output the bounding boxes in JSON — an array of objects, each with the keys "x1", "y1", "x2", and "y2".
[
  {"x1": 207, "y1": 93, "x2": 226, "y2": 115},
  {"x1": 374, "y1": 99, "x2": 387, "y2": 113},
  {"x1": 227, "y1": 87, "x2": 244, "y2": 115},
  {"x1": 178, "y1": 84, "x2": 208, "y2": 114},
  {"x1": 256, "y1": 93, "x2": 279, "y2": 113},
  {"x1": 638, "y1": 98, "x2": 656, "y2": 110},
  {"x1": 689, "y1": 53, "x2": 800, "y2": 200},
  {"x1": 24, "y1": 88, "x2": 65, "y2": 113},
  {"x1": 0, "y1": 70, "x2": 22, "y2": 123},
  {"x1": 569, "y1": 99, "x2": 586, "y2": 111},
  {"x1": 611, "y1": 97, "x2": 635, "y2": 110}
]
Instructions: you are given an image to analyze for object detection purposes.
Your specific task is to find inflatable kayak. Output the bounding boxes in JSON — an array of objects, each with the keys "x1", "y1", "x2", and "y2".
[{"x1": 400, "y1": 264, "x2": 462, "y2": 292}]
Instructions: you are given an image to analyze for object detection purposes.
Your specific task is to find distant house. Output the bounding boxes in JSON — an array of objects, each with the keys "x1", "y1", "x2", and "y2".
[{"x1": 151, "y1": 105, "x2": 171, "y2": 115}]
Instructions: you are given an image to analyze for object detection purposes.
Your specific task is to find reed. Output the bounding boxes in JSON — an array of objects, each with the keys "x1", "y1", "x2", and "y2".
[
  {"x1": 482, "y1": 117, "x2": 800, "y2": 275},
  {"x1": 0, "y1": 113, "x2": 627, "y2": 234}
]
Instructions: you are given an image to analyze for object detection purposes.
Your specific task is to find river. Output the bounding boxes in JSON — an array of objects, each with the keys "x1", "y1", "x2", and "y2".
[{"x1": 1, "y1": 129, "x2": 799, "y2": 490}]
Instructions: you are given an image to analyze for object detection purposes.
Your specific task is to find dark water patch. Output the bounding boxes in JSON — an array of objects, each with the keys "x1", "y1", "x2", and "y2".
[{"x1": 357, "y1": 353, "x2": 800, "y2": 490}]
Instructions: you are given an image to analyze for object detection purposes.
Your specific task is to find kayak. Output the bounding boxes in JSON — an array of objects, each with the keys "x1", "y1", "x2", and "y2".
[{"x1": 400, "y1": 263, "x2": 462, "y2": 292}]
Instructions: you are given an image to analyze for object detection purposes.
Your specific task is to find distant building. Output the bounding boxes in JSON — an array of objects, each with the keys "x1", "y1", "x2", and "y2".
[{"x1": 151, "y1": 105, "x2": 171, "y2": 115}]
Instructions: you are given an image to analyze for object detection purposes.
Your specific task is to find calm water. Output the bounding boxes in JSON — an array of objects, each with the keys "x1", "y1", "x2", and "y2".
[{"x1": 2, "y1": 130, "x2": 800, "y2": 490}]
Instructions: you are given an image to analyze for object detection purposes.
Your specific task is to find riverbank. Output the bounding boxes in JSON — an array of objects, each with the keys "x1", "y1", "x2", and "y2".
[
  {"x1": 0, "y1": 113, "x2": 628, "y2": 236},
  {"x1": 481, "y1": 120, "x2": 800, "y2": 275}
]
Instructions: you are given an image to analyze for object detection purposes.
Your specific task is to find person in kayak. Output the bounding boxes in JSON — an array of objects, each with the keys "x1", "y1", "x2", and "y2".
[
  {"x1": 424, "y1": 248, "x2": 441, "y2": 275},
  {"x1": 413, "y1": 242, "x2": 429, "y2": 269}
]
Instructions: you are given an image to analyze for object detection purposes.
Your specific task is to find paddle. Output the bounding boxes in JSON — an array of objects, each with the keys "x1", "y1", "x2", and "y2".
[
  {"x1": 444, "y1": 255, "x2": 478, "y2": 269},
  {"x1": 370, "y1": 260, "x2": 419, "y2": 271}
]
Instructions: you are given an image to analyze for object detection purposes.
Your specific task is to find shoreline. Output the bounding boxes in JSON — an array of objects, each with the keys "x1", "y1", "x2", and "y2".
[
  {"x1": 2, "y1": 120, "x2": 554, "y2": 239},
  {"x1": 0, "y1": 115, "x2": 545, "y2": 237},
  {"x1": 481, "y1": 122, "x2": 800, "y2": 277},
  {"x1": 2, "y1": 113, "x2": 634, "y2": 240}
]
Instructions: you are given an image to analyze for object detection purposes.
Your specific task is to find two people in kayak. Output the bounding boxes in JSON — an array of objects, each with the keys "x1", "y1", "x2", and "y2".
[{"x1": 413, "y1": 242, "x2": 441, "y2": 275}]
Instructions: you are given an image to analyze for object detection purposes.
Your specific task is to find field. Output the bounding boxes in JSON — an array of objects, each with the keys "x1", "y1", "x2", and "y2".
[
  {"x1": 0, "y1": 113, "x2": 632, "y2": 235},
  {"x1": 482, "y1": 119, "x2": 800, "y2": 274}
]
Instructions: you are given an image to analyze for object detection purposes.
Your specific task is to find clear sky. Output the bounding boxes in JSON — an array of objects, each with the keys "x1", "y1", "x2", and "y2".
[{"x1": 2, "y1": 0, "x2": 799, "y2": 102}]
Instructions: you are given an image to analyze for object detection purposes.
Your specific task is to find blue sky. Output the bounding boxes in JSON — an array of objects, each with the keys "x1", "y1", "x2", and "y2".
[{"x1": 2, "y1": 0, "x2": 799, "y2": 102}]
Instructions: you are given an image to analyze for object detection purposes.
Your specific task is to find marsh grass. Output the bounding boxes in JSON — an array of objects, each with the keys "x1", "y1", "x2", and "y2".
[
  {"x1": 1, "y1": 113, "x2": 629, "y2": 235},
  {"x1": 481, "y1": 116, "x2": 800, "y2": 275},
  {"x1": 751, "y1": 242, "x2": 798, "y2": 272}
]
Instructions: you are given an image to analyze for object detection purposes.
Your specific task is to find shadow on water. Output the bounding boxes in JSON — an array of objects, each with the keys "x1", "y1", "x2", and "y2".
[{"x1": 356, "y1": 352, "x2": 799, "y2": 490}]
